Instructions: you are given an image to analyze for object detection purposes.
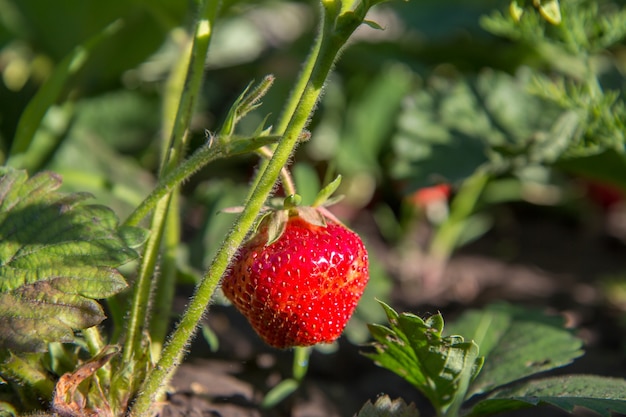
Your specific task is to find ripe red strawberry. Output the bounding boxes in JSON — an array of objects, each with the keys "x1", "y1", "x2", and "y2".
[{"x1": 222, "y1": 208, "x2": 369, "y2": 348}]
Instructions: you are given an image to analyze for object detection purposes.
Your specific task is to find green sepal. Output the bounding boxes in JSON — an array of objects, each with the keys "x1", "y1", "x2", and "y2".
[
  {"x1": 296, "y1": 206, "x2": 326, "y2": 227},
  {"x1": 265, "y1": 209, "x2": 288, "y2": 246},
  {"x1": 283, "y1": 194, "x2": 302, "y2": 210},
  {"x1": 313, "y1": 175, "x2": 342, "y2": 207}
]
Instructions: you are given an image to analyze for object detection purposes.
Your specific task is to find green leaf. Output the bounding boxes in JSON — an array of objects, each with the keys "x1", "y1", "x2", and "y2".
[
  {"x1": 0, "y1": 351, "x2": 55, "y2": 408},
  {"x1": 468, "y1": 375, "x2": 626, "y2": 417},
  {"x1": 556, "y1": 148, "x2": 626, "y2": 193},
  {"x1": 445, "y1": 303, "x2": 584, "y2": 397},
  {"x1": 364, "y1": 301, "x2": 482, "y2": 416},
  {"x1": 220, "y1": 75, "x2": 275, "y2": 137},
  {"x1": 356, "y1": 395, "x2": 420, "y2": 417},
  {"x1": 0, "y1": 168, "x2": 140, "y2": 352},
  {"x1": 8, "y1": 19, "x2": 123, "y2": 165},
  {"x1": 390, "y1": 70, "x2": 564, "y2": 191},
  {"x1": 261, "y1": 378, "x2": 299, "y2": 409}
]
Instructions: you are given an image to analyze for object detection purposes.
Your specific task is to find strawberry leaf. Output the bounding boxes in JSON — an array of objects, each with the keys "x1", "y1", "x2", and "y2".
[
  {"x1": 364, "y1": 301, "x2": 483, "y2": 416},
  {"x1": 445, "y1": 303, "x2": 584, "y2": 397},
  {"x1": 467, "y1": 375, "x2": 626, "y2": 417},
  {"x1": 356, "y1": 395, "x2": 419, "y2": 417},
  {"x1": 0, "y1": 168, "x2": 144, "y2": 352}
]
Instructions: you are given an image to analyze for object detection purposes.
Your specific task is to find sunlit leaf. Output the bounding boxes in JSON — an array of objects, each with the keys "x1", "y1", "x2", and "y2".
[
  {"x1": 364, "y1": 301, "x2": 482, "y2": 416},
  {"x1": 446, "y1": 303, "x2": 584, "y2": 397},
  {"x1": 0, "y1": 168, "x2": 143, "y2": 352},
  {"x1": 356, "y1": 395, "x2": 419, "y2": 417},
  {"x1": 468, "y1": 375, "x2": 626, "y2": 417}
]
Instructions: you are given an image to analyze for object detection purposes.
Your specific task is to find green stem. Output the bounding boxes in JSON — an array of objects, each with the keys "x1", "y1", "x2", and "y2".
[
  {"x1": 122, "y1": 193, "x2": 172, "y2": 365},
  {"x1": 244, "y1": 7, "x2": 325, "y2": 200},
  {"x1": 83, "y1": 326, "x2": 110, "y2": 384},
  {"x1": 275, "y1": 16, "x2": 324, "y2": 136},
  {"x1": 120, "y1": 0, "x2": 218, "y2": 370},
  {"x1": 257, "y1": 146, "x2": 297, "y2": 196},
  {"x1": 128, "y1": 9, "x2": 357, "y2": 417},
  {"x1": 292, "y1": 346, "x2": 311, "y2": 382},
  {"x1": 160, "y1": 0, "x2": 218, "y2": 175},
  {"x1": 429, "y1": 171, "x2": 490, "y2": 261},
  {"x1": 123, "y1": 135, "x2": 279, "y2": 227},
  {"x1": 149, "y1": 190, "x2": 181, "y2": 359}
]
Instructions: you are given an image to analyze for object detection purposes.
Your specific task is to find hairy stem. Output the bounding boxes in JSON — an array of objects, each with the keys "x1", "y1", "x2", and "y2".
[
  {"x1": 244, "y1": 9, "x2": 325, "y2": 201},
  {"x1": 122, "y1": 194, "x2": 172, "y2": 365},
  {"x1": 149, "y1": 190, "x2": 181, "y2": 359},
  {"x1": 120, "y1": 0, "x2": 217, "y2": 380},
  {"x1": 128, "y1": 7, "x2": 360, "y2": 416},
  {"x1": 123, "y1": 135, "x2": 279, "y2": 227},
  {"x1": 257, "y1": 146, "x2": 296, "y2": 196}
]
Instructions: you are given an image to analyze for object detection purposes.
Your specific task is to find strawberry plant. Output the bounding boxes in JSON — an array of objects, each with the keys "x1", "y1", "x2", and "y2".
[
  {"x1": 361, "y1": 302, "x2": 626, "y2": 417},
  {"x1": 0, "y1": 0, "x2": 392, "y2": 415},
  {"x1": 1, "y1": 0, "x2": 626, "y2": 416}
]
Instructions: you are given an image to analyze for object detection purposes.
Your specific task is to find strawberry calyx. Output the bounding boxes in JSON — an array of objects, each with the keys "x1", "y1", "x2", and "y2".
[
  {"x1": 222, "y1": 174, "x2": 345, "y2": 246},
  {"x1": 255, "y1": 174, "x2": 345, "y2": 246},
  {"x1": 261, "y1": 198, "x2": 328, "y2": 246}
]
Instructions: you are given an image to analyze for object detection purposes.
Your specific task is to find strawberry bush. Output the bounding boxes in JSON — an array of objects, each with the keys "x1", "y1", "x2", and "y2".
[{"x1": 1, "y1": 0, "x2": 626, "y2": 416}]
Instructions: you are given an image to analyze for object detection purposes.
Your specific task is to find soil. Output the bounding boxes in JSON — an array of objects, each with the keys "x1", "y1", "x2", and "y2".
[{"x1": 158, "y1": 203, "x2": 626, "y2": 417}]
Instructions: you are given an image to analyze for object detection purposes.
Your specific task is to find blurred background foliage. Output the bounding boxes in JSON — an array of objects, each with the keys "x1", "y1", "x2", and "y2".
[{"x1": 1, "y1": 0, "x2": 626, "y2": 347}]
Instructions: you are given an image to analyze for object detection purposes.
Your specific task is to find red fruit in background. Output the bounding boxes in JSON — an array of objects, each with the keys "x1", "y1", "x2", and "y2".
[
  {"x1": 221, "y1": 209, "x2": 369, "y2": 349},
  {"x1": 583, "y1": 180, "x2": 624, "y2": 210},
  {"x1": 409, "y1": 184, "x2": 452, "y2": 208}
]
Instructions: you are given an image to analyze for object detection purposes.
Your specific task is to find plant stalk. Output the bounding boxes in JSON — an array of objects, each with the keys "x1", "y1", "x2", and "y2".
[
  {"x1": 429, "y1": 171, "x2": 490, "y2": 261},
  {"x1": 256, "y1": 146, "x2": 296, "y2": 196},
  {"x1": 128, "y1": 7, "x2": 359, "y2": 416},
  {"x1": 122, "y1": 193, "x2": 172, "y2": 365},
  {"x1": 83, "y1": 326, "x2": 111, "y2": 384},
  {"x1": 149, "y1": 190, "x2": 181, "y2": 359},
  {"x1": 120, "y1": 0, "x2": 217, "y2": 380},
  {"x1": 123, "y1": 135, "x2": 279, "y2": 227},
  {"x1": 244, "y1": 7, "x2": 325, "y2": 201}
]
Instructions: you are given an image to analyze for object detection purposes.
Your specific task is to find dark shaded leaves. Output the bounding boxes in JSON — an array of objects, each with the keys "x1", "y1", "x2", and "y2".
[{"x1": 0, "y1": 168, "x2": 144, "y2": 352}]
